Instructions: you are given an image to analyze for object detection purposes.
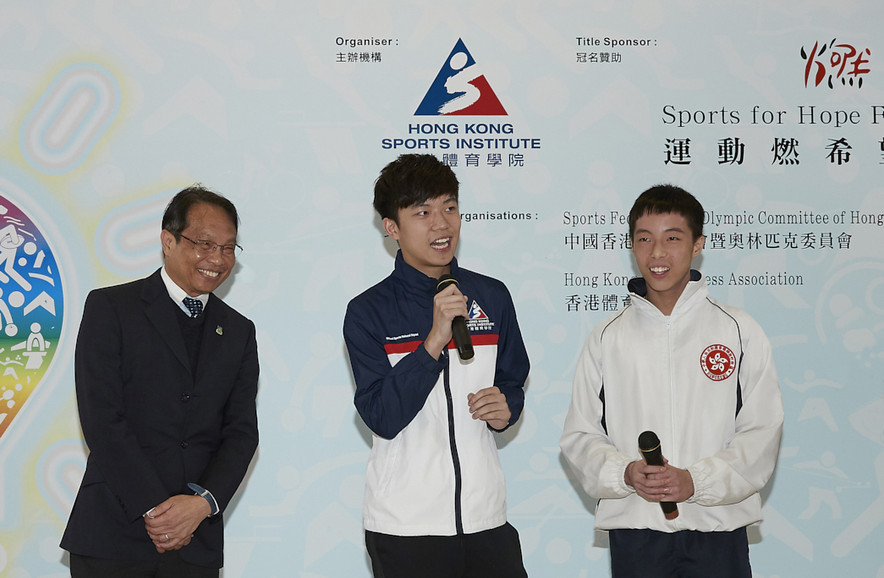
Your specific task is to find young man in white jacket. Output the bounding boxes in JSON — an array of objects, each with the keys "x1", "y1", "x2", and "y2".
[{"x1": 560, "y1": 185, "x2": 783, "y2": 577}]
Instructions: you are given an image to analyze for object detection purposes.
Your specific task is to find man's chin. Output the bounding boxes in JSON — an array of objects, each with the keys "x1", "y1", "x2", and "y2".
[{"x1": 193, "y1": 278, "x2": 227, "y2": 294}]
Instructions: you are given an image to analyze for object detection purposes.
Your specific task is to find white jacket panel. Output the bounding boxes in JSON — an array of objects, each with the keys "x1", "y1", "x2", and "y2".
[{"x1": 560, "y1": 276, "x2": 783, "y2": 532}]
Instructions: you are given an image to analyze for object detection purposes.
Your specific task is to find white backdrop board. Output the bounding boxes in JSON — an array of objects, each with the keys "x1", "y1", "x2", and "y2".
[{"x1": 0, "y1": 2, "x2": 882, "y2": 576}]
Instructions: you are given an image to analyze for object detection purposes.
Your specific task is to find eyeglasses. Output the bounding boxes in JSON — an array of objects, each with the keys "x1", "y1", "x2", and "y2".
[{"x1": 179, "y1": 234, "x2": 242, "y2": 257}]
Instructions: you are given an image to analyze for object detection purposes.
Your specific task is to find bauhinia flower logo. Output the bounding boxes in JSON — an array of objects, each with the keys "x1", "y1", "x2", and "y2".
[{"x1": 700, "y1": 344, "x2": 736, "y2": 382}]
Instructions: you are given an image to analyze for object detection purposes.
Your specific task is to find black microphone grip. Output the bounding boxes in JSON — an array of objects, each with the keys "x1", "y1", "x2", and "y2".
[
  {"x1": 436, "y1": 274, "x2": 474, "y2": 361},
  {"x1": 450, "y1": 316, "x2": 474, "y2": 360},
  {"x1": 638, "y1": 430, "x2": 679, "y2": 520}
]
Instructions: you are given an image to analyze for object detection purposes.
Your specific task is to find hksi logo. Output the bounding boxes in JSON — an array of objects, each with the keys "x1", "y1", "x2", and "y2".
[
  {"x1": 415, "y1": 38, "x2": 507, "y2": 116},
  {"x1": 700, "y1": 344, "x2": 736, "y2": 382},
  {"x1": 465, "y1": 300, "x2": 494, "y2": 333},
  {"x1": 468, "y1": 301, "x2": 488, "y2": 320},
  {"x1": 801, "y1": 38, "x2": 871, "y2": 89}
]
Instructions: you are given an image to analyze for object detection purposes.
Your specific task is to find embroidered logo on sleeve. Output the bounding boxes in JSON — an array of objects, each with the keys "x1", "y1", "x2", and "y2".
[{"x1": 700, "y1": 344, "x2": 737, "y2": 381}]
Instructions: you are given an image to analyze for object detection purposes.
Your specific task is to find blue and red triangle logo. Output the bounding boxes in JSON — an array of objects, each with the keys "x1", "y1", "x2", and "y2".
[
  {"x1": 415, "y1": 38, "x2": 507, "y2": 116},
  {"x1": 468, "y1": 301, "x2": 489, "y2": 320}
]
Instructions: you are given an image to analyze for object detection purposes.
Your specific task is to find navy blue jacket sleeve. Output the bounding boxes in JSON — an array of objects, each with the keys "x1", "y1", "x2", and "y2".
[
  {"x1": 491, "y1": 284, "x2": 529, "y2": 430},
  {"x1": 344, "y1": 299, "x2": 445, "y2": 439}
]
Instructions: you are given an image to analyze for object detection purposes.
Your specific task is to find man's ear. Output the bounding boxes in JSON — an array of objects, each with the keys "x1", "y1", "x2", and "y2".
[
  {"x1": 693, "y1": 235, "x2": 706, "y2": 257},
  {"x1": 160, "y1": 230, "x2": 175, "y2": 257},
  {"x1": 382, "y1": 217, "x2": 400, "y2": 240}
]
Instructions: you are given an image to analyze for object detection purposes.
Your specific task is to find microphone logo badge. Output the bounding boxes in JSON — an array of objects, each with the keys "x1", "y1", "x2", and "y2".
[{"x1": 700, "y1": 344, "x2": 737, "y2": 381}]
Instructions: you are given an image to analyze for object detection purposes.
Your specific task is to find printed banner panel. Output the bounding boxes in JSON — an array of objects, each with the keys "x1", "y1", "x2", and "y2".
[{"x1": 0, "y1": 2, "x2": 881, "y2": 577}]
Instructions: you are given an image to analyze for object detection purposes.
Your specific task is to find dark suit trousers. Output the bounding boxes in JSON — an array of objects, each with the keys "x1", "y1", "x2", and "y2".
[{"x1": 70, "y1": 551, "x2": 219, "y2": 578}]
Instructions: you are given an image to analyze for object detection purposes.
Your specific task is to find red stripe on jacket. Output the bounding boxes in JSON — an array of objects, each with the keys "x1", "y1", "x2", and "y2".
[{"x1": 384, "y1": 334, "x2": 499, "y2": 355}]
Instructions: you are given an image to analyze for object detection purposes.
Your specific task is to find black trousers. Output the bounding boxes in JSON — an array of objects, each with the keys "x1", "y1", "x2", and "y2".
[
  {"x1": 608, "y1": 527, "x2": 751, "y2": 578},
  {"x1": 365, "y1": 522, "x2": 528, "y2": 578},
  {"x1": 69, "y1": 551, "x2": 219, "y2": 578}
]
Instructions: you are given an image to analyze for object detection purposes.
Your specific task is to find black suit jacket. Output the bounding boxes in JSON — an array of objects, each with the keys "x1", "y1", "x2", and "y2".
[{"x1": 61, "y1": 269, "x2": 259, "y2": 568}]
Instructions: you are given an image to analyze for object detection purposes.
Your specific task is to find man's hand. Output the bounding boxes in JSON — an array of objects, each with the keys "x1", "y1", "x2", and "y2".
[
  {"x1": 625, "y1": 459, "x2": 694, "y2": 504},
  {"x1": 144, "y1": 494, "x2": 211, "y2": 553},
  {"x1": 424, "y1": 284, "x2": 468, "y2": 360},
  {"x1": 467, "y1": 386, "x2": 511, "y2": 431}
]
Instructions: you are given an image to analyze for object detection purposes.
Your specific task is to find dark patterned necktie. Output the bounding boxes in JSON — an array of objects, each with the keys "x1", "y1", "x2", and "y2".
[{"x1": 183, "y1": 297, "x2": 203, "y2": 318}]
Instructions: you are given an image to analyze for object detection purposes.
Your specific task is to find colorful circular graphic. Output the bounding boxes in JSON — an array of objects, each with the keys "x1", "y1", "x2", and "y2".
[
  {"x1": 0, "y1": 194, "x2": 64, "y2": 439},
  {"x1": 700, "y1": 344, "x2": 736, "y2": 382}
]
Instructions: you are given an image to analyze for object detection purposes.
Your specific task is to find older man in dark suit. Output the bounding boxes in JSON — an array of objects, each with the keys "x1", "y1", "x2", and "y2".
[{"x1": 61, "y1": 185, "x2": 259, "y2": 577}]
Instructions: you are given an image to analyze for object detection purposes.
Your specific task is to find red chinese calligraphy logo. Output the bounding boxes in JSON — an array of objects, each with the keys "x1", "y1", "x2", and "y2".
[
  {"x1": 801, "y1": 39, "x2": 871, "y2": 88},
  {"x1": 700, "y1": 344, "x2": 736, "y2": 382}
]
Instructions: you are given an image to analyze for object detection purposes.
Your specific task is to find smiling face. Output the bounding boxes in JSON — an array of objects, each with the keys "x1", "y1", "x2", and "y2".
[
  {"x1": 161, "y1": 202, "x2": 237, "y2": 296},
  {"x1": 383, "y1": 194, "x2": 460, "y2": 279},
  {"x1": 631, "y1": 210, "x2": 705, "y2": 315}
]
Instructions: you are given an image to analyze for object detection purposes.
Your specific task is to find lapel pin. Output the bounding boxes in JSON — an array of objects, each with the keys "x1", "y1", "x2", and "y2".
[{"x1": 216, "y1": 325, "x2": 223, "y2": 336}]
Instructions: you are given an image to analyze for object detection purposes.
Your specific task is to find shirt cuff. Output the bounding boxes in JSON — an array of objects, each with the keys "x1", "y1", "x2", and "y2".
[{"x1": 187, "y1": 482, "x2": 220, "y2": 517}]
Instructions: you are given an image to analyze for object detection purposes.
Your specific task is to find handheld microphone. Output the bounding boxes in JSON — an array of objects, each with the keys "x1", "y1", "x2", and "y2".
[
  {"x1": 638, "y1": 430, "x2": 679, "y2": 520},
  {"x1": 436, "y1": 274, "x2": 474, "y2": 361}
]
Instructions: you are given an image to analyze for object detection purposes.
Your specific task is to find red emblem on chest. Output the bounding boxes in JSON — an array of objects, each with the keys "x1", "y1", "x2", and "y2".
[{"x1": 700, "y1": 344, "x2": 736, "y2": 381}]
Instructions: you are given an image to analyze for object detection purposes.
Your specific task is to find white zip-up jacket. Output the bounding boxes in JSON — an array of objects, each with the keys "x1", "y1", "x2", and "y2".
[
  {"x1": 344, "y1": 252, "x2": 529, "y2": 536},
  {"x1": 560, "y1": 272, "x2": 783, "y2": 532}
]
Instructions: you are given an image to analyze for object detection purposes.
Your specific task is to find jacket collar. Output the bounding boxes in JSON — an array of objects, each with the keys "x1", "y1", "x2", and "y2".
[
  {"x1": 627, "y1": 269, "x2": 708, "y2": 317},
  {"x1": 391, "y1": 250, "x2": 460, "y2": 303},
  {"x1": 141, "y1": 268, "x2": 223, "y2": 374},
  {"x1": 160, "y1": 265, "x2": 209, "y2": 315}
]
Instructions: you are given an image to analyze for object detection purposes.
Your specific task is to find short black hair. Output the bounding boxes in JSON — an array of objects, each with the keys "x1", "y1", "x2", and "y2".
[
  {"x1": 628, "y1": 184, "x2": 704, "y2": 240},
  {"x1": 162, "y1": 184, "x2": 239, "y2": 237},
  {"x1": 373, "y1": 154, "x2": 459, "y2": 223}
]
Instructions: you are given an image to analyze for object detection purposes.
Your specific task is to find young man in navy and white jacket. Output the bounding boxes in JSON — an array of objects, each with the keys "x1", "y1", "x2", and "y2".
[
  {"x1": 560, "y1": 185, "x2": 783, "y2": 578},
  {"x1": 344, "y1": 154, "x2": 530, "y2": 578}
]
